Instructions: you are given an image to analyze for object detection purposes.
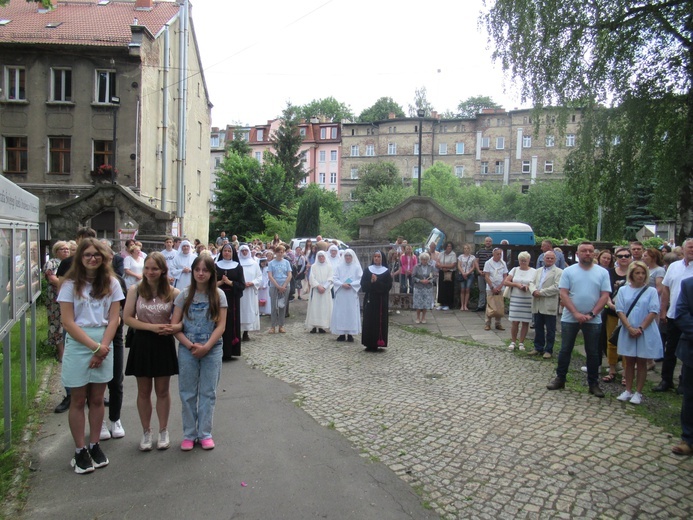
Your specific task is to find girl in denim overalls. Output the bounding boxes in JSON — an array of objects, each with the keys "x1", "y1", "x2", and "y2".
[{"x1": 172, "y1": 256, "x2": 227, "y2": 451}]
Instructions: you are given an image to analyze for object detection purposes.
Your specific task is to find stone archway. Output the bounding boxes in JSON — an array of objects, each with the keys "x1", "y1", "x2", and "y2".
[
  {"x1": 358, "y1": 196, "x2": 478, "y2": 246},
  {"x1": 46, "y1": 184, "x2": 173, "y2": 239}
]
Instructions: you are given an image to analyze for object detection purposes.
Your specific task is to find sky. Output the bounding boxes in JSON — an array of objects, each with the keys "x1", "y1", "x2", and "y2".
[{"x1": 191, "y1": 0, "x2": 527, "y2": 127}]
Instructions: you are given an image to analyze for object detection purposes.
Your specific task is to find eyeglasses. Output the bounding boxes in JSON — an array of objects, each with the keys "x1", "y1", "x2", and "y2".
[
  {"x1": 616, "y1": 254, "x2": 631, "y2": 259},
  {"x1": 59, "y1": 247, "x2": 70, "y2": 251},
  {"x1": 83, "y1": 253, "x2": 103, "y2": 260}
]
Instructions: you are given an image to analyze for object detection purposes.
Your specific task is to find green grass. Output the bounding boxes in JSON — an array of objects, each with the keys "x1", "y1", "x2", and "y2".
[{"x1": 0, "y1": 306, "x2": 52, "y2": 511}]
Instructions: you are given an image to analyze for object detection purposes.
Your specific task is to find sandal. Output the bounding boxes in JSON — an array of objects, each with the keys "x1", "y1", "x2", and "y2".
[
  {"x1": 508, "y1": 342, "x2": 516, "y2": 351},
  {"x1": 602, "y1": 373, "x2": 616, "y2": 383},
  {"x1": 518, "y1": 343, "x2": 525, "y2": 351}
]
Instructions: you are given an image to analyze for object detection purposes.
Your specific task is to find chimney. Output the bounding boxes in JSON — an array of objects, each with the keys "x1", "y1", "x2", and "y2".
[
  {"x1": 431, "y1": 111, "x2": 439, "y2": 119},
  {"x1": 135, "y1": 0, "x2": 153, "y2": 9},
  {"x1": 388, "y1": 112, "x2": 395, "y2": 119}
]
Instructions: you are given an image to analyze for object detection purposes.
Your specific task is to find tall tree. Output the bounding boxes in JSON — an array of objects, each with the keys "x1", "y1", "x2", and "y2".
[
  {"x1": 358, "y1": 97, "x2": 406, "y2": 122},
  {"x1": 408, "y1": 86, "x2": 434, "y2": 117},
  {"x1": 269, "y1": 102, "x2": 305, "y2": 198},
  {"x1": 483, "y1": 0, "x2": 693, "y2": 239},
  {"x1": 226, "y1": 129, "x2": 251, "y2": 155},
  {"x1": 352, "y1": 162, "x2": 400, "y2": 200},
  {"x1": 456, "y1": 95, "x2": 502, "y2": 118},
  {"x1": 295, "y1": 185, "x2": 322, "y2": 237},
  {"x1": 297, "y1": 97, "x2": 355, "y2": 122}
]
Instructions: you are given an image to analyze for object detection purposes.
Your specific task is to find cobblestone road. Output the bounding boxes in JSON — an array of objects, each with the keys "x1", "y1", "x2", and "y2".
[{"x1": 245, "y1": 304, "x2": 692, "y2": 519}]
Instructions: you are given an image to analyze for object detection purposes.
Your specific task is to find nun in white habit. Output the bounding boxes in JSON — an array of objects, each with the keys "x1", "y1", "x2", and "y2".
[
  {"x1": 327, "y1": 245, "x2": 341, "y2": 274},
  {"x1": 330, "y1": 249, "x2": 363, "y2": 342},
  {"x1": 239, "y1": 245, "x2": 262, "y2": 339},
  {"x1": 305, "y1": 251, "x2": 333, "y2": 333},
  {"x1": 169, "y1": 240, "x2": 196, "y2": 290}
]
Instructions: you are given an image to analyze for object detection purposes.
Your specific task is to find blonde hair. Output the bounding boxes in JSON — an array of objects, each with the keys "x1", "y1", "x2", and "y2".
[
  {"x1": 517, "y1": 251, "x2": 531, "y2": 262},
  {"x1": 627, "y1": 261, "x2": 650, "y2": 283}
]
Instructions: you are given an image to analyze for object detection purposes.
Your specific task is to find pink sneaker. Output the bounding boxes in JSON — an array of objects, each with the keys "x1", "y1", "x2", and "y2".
[
  {"x1": 199, "y1": 438, "x2": 215, "y2": 450},
  {"x1": 180, "y1": 439, "x2": 194, "y2": 451}
]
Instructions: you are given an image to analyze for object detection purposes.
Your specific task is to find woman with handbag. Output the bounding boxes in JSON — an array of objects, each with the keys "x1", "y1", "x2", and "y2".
[
  {"x1": 503, "y1": 251, "x2": 536, "y2": 351},
  {"x1": 614, "y1": 261, "x2": 663, "y2": 404},
  {"x1": 457, "y1": 244, "x2": 478, "y2": 311},
  {"x1": 437, "y1": 241, "x2": 457, "y2": 311}
]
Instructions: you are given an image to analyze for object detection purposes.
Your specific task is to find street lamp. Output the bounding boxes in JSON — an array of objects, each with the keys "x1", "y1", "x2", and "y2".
[
  {"x1": 417, "y1": 108, "x2": 425, "y2": 196},
  {"x1": 110, "y1": 96, "x2": 120, "y2": 184}
]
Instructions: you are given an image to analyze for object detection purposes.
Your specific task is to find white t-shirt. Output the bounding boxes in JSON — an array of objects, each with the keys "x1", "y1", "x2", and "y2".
[
  {"x1": 662, "y1": 259, "x2": 693, "y2": 319},
  {"x1": 483, "y1": 258, "x2": 508, "y2": 290},
  {"x1": 57, "y1": 277, "x2": 125, "y2": 328},
  {"x1": 160, "y1": 248, "x2": 178, "y2": 268}
]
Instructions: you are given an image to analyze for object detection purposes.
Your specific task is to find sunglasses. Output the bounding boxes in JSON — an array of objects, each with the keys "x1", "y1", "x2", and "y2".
[{"x1": 616, "y1": 254, "x2": 631, "y2": 259}]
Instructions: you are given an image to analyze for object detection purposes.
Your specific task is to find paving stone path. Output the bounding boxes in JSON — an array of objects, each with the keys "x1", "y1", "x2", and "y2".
[{"x1": 245, "y1": 304, "x2": 693, "y2": 519}]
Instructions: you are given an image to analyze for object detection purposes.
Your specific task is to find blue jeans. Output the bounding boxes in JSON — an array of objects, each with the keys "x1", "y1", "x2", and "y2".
[
  {"x1": 681, "y1": 364, "x2": 693, "y2": 446},
  {"x1": 533, "y1": 313, "x2": 557, "y2": 354},
  {"x1": 477, "y1": 275, "x2": 487, "y2": 307},
  {"x1": 178, "y1": 343, "x2": 222, "y2": 441},
  {"x1": 556, "y1": 321, "x2": 601, "y2": 385}
]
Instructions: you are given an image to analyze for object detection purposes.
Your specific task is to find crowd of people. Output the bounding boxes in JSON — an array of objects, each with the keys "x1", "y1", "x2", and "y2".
[{"x1": 42, "y1": 228, "x2": 693, "y2": 473}]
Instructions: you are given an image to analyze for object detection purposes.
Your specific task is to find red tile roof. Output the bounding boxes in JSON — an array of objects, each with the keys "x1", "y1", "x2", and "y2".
[{"x1": 0, "y1": 0, "x2": 179, "y2": 47}]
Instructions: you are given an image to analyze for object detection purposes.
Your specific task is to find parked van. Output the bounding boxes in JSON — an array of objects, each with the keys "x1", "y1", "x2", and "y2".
[
  {"x1": 423, "y1": 223, "x2": 535, "y2": 251},
  {"x1": 289, "y1": 237, "x2": 349, "y2": 252}
]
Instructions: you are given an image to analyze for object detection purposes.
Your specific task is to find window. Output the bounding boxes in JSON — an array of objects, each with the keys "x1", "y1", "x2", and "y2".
[
  {"x1": 495, "y1": 161, "x2": 504, "y2": 174},
  {"x1": 350, "y1": 145, "x2": 359, "y2": 157},
  {"x1": 51, "y1": 68, "x2": 72, "y2": 102},
  {"x1": 388, "y1": 143, "x2": 397, "y2": 155},
  {"x1": 299, "y1": 176, "x2": 307, "y2": 186},
  {"x1": 4, "y1": 66, "x2": 26, "y2": 101},
  {"x1": 496, "y1": 137, "x2": 505, "y2": 149},
  {"x1": 439, "y1": 143, "x2": 447, "y2": 155},
  {"x1": 456, "y1": 142, "x2": 465, "y2": 154},
  {"x1": 210, "y1": 135, "x2": 220, "y2": 148},
  {"x1": 412, "y1": 166, "x2": 419, "y2": 179},
  {"x1": 320, "y1": 128, "x2": 327, "y2": 139},
  {"x1": 93, "y1": 140, "x2": 113, "y2": 169},
  {"x1": 215, "y1": 157, "x2": 221, "y2": 168},
  {"x1": 49, "y1": 137, "x2": 71, "y2": 174},
  {"x1": 4, "y1": 136, "x2": 27, "y2": 173},
  {"x1": 366, "y1": 144, "x2": 375, "y2": 156},
  {"x1": 612, "y1": 136, "x2": 621, "y2": 145},
  {"x1": 455, "y1": 165, "x2": 464, "y2": 178},
  {"x1": 496, "y1": 118, "x2": 505, "y2": 126},
  {"x1": 413, "y1": 143, "x2": 419, "y2": 155},
  {"x1": 254, "y1": 151, "x2": 262, "y2": 163},
  {"x1": 350, "y1": 168, "x2": 359, "y2": 179},
  {"x1": 331, "y1": 127, "x2": 337, "y2": 139},
  {"x1": 522, "y1": 135, "x2": 532, "y2": 148},
  {"x1": 480, "y1": 137, "x2": 490, "y2": 148},
  {"x1": 330, "y1": 172, "x2": 337, "y2": 184},
  {"x1": 545, "y1": 135, "x2": 555, "y2": 147},
  {"x1": 566, "y1": 134, "x2": 576, "y2": 147},
  {"x1": 330, "y1": 150, "x2": 337, "y2": 162},
  {"x1": 522, "y1": 160, "x2": 531, "y2": 174},
  {"x1": 440, "y1": 125, "x2": 448, "y2": 133},
  {"x1": 319, "y1": 150, "x2": 326, "y2": 163},
  {"x1": 480, "y1": 161, "x2": 489, "y2": 174},
  {"x1": 319, "y1": 172, "x2": 325, "y2": 184},
  {"x1": 95, "y1": 70, "x2": 116, "y2": 103},
  {"x1": 257, "y1": 129, "x2": 264, "y2": 141},
  {"x1": 545, "y1": 161, "x2": 554, "y2": 173},
  {"x1": 388, "y1": 126, "x2": 396, "y2": 133},
  {"x1": 299, "y1": 127, "x2": 306, "y2": 136}
]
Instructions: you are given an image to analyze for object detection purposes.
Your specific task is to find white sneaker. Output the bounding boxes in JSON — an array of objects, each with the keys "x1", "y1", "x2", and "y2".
[
  {"x1": 580, "y1": 366, "x2": 588, "y2": 373},
  {"x1": 99, "y1": 420, "x2": 111, "y2": 441},
  {"x1": 157, "y1": 429, "x2": 170, "y2": 450},
  {"x1": 111, "y1": 419, "x2": 125, "y2": 439},
  {"x1": 617, "y1": 390, "x2": 634, "y2": 402},
  {"x1": 630, "y1": 392, "x2": 643, "y2": 405},
  {"x1": 139, "y1": 429, "x2": 153, "y2": 451}
]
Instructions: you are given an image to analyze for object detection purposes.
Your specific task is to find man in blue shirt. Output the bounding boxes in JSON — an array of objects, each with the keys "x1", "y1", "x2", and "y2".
[
  {"x1": 547, "y1": 242, "x2": 611, "y2": 397},
  {"x1": 536, "y1": 240, "x2": 567, "y2": 269}
]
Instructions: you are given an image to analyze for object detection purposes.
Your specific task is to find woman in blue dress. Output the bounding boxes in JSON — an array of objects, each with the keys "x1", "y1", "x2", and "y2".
[{"x1": 615, "y1": 261, "x2": 663, "y2": 405}]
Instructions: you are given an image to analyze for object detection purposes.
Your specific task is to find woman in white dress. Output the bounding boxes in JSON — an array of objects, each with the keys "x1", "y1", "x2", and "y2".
[
  {"x1": 503, "y1": 251, "x2": 536, "y2": 351},
  {"x1": 305, "y1": 251, "x2": 333, "y2": 333},
  {"x1": 123, "y1": 244, "x2": 145, "y2": 290},
  {"x1": 238, "y1": 245, "x2": 262, "y2": 340},
  {"x1": 330, "y1": 249, "x2": 362, "y2": 342},
  {"x1": 169, "y1": 240, "x2": 196, "y2": 291},
  {"x1": 258, "y1": 254, "x2": 272, "y2": 316}
]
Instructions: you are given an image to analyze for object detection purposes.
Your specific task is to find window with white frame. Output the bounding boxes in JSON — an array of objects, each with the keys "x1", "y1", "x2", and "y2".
[
  {"x1": 319, "y1": 150, "x2": 326, "y2": 163},
  {"x1": 496, "y1": 136, "x2": 505, "y2": 149},
  {"x1": 4, "y1": 66, "x2": 26, "y2": 101},
  {"x1": 545, "y1": 135, "x2": 555, "y2": 147},
  {"x1": 320, "y1": 128, "x2": 327, "y2": 139},
  {"x1": 51, "y1": 68, "x2": 72, "y2": 102},
  {"x1": 412, "y1": 166, "x2": 419, "y2": 178},
  {"x1": 350, "y1": 145, "x2": 359, "y2": 157},
  {"x1": 330, "y1": 150, "x2": 337, "y2": 162},
  {"x1": 257, "y1": 129, "x2": 264, "y2": 141},
  {"x1": 330, "y1": 172, "x2": 337, "y2": 184},
  {"x1": 456, "y1": 142, "x2": 464, "y2": 154},
  {"x1": 210, "y1": 135, "x2": 220, "y2": 148},
  {"x1": 455, "y1": 165, "x2": 464, "y2": 178},
  {"x1": 299, "y1": 127, "x2": 306, "y2": 136},
  {"x1": 254, "y1": 151, "x2": 262, "y2": 163},
  {"x1": 566, "y1": 134, "x2": 576, "y2": 147},
  {"x1": 413, "y1": 143, "x2": 419, "y2": 155},
  {"x1": 480, "y1": 161, "x2": 489, "y2": 174},
  {"x1": 350, "y1": 168, "x2": 359, "y2": 179},
  {"x1": 387, "y1": 143, "x2": 397, "y2": 155},
  {"x1": 480, "y1": 137, "x2": 490, "y2": 148},
  {"x1": 612, "y1": 136, "x2": 621, "y2": 145},
  {"x1": 522, "y1": 135, "x2": 532, "y2": 148},
  {"x1": 319, "y1": 172, "x2": 325, "y2": 184},
  {"x1": 366, "y1": 144, "x2": 375, "y2": 156},
  {"x1": 241, "y1": 131, "x2": 250, "y2": 141},
  {"x1": 439, "y1": 143, "x2": 447, "y2": 155},
  {"x1": 495, "y1": 161, "x2": 504, "y2": 174},
  {"x1": 545, "y1": 161, "x2": 554, "y2": 173},
  {"x1": 4, "y1": 136, "x2": 28, "y2": 173},
  {"x1": 95, "y1": 70, "x2": 116, "y2": 103},
  {"x1": 522, "y1": 160, "x2": 531, "y2": 173},
  {"x1": 299, "y1": 176, "x2": 307, "y2": 186},
  {"x1": 331, "y1": 127, "x2": 337, "y2": 139},
  {"x1": 48, "y1": 137, "x2": 71, "y2": 174}
]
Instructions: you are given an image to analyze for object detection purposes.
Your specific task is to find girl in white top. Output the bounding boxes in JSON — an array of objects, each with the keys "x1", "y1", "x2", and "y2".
[
  {"x1": 58, "y1": 238, "x2": 125, "y2": 474},
  {"x1": 123, "y1": 244, "x2": 145, "y2": 290}
]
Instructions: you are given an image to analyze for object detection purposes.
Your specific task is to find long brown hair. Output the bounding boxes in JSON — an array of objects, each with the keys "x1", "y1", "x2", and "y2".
[
  {"x1": 137, "y1": 252, "x2": 175, "y2": 302},
  {"x1": 182, "y1": 255, "x2": 220, "y2": 322},
  {"x1": 65, "y1": 238, "x2": 114, "y2": 299}
]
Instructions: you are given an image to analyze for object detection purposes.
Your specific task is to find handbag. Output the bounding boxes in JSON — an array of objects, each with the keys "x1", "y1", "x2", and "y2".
[
  {"x1": 502, "y1": 285, "x2": 512, "y2": 299},
  {"x1": 443, "y1": 270, "x2": 453, "y2": 282},
  {"x1": 486, "y1": 293, "x2": 505, "y2": 319},
  {"x1": 609, "y1": 286, "x2": 648, "y2": 346}
]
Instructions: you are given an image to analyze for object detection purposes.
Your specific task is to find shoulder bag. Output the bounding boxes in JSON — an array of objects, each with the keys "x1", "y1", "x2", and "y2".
[{"x1": 609, "y1": 286, "x2": 648, "y2": 346}]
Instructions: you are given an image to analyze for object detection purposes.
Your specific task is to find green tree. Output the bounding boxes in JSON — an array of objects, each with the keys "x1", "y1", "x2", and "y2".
[
  {"x1": 352, "y1": 162, "x2": 400, "y2": 200},
  {"x1": 295, "y1": 185, "x2": 322, "y2": 237},
  {"x1": 456, "y1": 95, "x2": 502, "y2": 118},
  {"x1": 483, "y1": 0, "x2": 693, "y2": 239},
  {"x1": 420, "y1": 162, "x2": 462, "y2": 213},
  {"x1": 296, "y1": 97, "x2": 354, "y2": 122},
  {"x1": 226, "y1": 129, "x2": 251, "y2": 155},
  {"x1": 269, "y1": 102, "x2": 305, "y2": 198},
  {"x1": 345, "y1": 184, "x2": 412, "y2": 238},
  {"x1": 408, "y1": 86, "x2": 434, "y2": 117},
  {"x1": 358, "y1": 97, "x2": 406, "y2": 122},
  {"x1": 517, "y1": 180, "x2": 590, "y2": 239}
]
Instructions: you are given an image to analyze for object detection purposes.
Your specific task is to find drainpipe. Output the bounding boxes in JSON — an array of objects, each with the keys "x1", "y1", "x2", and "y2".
[
  {"x1": 176, "y1": 0, "x2": 189, "y2": 221},
  {"x1": 161, "y1": 24, "x2": 170, "y2": 211}
]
